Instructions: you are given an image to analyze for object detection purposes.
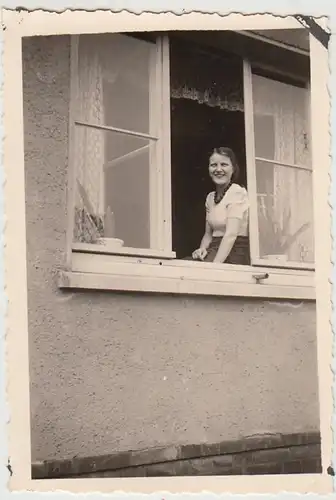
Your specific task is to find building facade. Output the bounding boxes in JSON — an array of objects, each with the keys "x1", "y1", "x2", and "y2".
[{"x1": 23, "y1": 32, "x2": 320, "y2": 466}]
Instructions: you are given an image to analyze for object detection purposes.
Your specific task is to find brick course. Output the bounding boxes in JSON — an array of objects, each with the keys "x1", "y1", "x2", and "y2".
[{"x1": 32, "y1": 432, "x2": 322, "y2": 478}]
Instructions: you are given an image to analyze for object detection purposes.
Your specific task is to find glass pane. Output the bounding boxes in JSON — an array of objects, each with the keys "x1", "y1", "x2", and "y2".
[
  {"x1": 105, "y1": 131, "x2": 149, "y2": 163},
  {"x1": 105, "y1": 138, "x2": 151, "y2": 250},
  {"x1": 252, "y1": 74, "x2": 311, "y2": 167},
  {"x1": 73, "y1": 126, "x2": 151, "y2": 250},
  {"x1": 77, "y1": 33, "x2": 154, "y2": 135},
  {"x1": 256, "y1": 160, "x2": 314, "y2": 264}
]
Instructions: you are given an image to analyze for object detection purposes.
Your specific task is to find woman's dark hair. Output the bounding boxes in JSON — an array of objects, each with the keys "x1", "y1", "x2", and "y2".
[{"x1": 209, "y1": 147, "x2": 240, "y2": 183}]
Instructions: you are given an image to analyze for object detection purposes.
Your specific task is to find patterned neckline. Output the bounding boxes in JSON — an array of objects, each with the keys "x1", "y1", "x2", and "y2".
[{"x1": 214, "y1": 182, "x2": 232, "y2": 205}]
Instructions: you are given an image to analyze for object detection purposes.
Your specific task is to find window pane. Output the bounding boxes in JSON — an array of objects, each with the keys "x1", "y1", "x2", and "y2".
[
  {"x1": 73, "y1": 126, "x2": 151, "y2": 250},
  {"x1": 105, "y1": 130, "x2": 150, "y2": 163},
  {"x1": 252, "y1": 74, "x2": 311, "y2": 167},
  {"x1": 77, "y1": 33, "x2": 154, "y2": 135},
  {"x1": 256, "y1": 160, "x2": 314, "y2": 264},
  {"x1": 73, "y1": 33, "x2": 157, "y2": 251},
  {"x1": 252, "y1": 73, "x2": 314, "y2": 266},
  {"x1": 105, "y1": 136, "x2": 151, "y2": 250}
]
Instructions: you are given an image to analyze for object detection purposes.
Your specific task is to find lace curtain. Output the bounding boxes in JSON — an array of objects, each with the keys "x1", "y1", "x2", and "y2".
[
  {"x1": 73, "y1": 36, "x2": 105, "y2": 243},
  {"x1": 73, "y1": 33, "x2": 153, "y2": 245},
  {"x1": 252, "y1": 74, "x2": 314, "y2": 264},
  {"x1": 170, "y1": 42, "x2": 244, "y2": 112}
]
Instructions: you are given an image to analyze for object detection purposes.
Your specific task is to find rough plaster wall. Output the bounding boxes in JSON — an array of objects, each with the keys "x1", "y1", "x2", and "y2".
[{"x1": 23, "y1": 36, "x2": 320, "y2": 462}]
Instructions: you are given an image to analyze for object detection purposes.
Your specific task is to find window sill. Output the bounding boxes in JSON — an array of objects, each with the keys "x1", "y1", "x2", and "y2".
[
  {"x1": 72, "y1": 242, "x2": 176, "y2": 259},
  {"x1": 60, "y1": 252, "x2": 316, "y2": 300}
]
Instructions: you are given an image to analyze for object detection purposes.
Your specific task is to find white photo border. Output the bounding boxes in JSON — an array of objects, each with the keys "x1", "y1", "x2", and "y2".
[{"x1": 2, "y1": 8, "x2": 333, "y2": 495}]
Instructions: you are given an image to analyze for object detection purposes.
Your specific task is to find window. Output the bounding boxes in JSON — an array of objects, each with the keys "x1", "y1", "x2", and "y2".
[
  {"x1": 71, "y1": 33, "x2": 173, "y2": 258},
  {"x1": 65, "y1": 30, "x2": 316, "y2": 300},
  {"x1": 244, "y1": 66, "x2": 314, "y2": 270}
]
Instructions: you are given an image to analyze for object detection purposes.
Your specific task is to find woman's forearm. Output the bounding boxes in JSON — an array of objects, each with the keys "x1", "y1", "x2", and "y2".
[
  {"x1": 213, "y1": 234, "x2": 237, "y2": 263},
  {"x1": 200, "y1": 232, "x2": 212, "y2": 250}
]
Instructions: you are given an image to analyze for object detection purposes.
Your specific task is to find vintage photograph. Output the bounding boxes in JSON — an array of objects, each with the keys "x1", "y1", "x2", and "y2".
[
  {"x1": 3, "y1": 10, "x2": 331, "y2": 492},
  {"x1": 23, "y1": 25, "x2": 322, "y2": 478}
]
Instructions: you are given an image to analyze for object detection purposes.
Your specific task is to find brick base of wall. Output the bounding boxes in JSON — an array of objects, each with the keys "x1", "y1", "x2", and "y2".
[{"x1": 32, "y1": 432, "x2": 322, "y2": 478}]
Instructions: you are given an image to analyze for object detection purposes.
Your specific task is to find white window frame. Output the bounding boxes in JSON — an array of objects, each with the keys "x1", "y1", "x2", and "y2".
[
  {"x1": 70, "y1": 33, "x2": 175, "y2": 260},
  {"x1": 63, "y1": 32, "x2": 316, "y2": 301},
  {"x1": 243, "y1": 62, "x2": 315, "y2": 271}
]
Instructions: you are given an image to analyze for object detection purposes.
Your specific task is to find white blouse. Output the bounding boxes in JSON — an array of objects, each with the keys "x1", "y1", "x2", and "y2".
[{"x1": 205, "y1": 183, "x2": 249, "y2": 237}]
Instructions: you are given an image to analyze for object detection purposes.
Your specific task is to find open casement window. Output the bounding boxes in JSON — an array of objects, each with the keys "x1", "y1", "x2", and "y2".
[
  {"x1": 65, "y1": 30, "x2": 316, "y2": 300},
  {"x1": 244, "y1": 62, "x2": 314, "y2": 270},
  {"x1": 71, "y1": 33, "x2": 173, "y2": 259}
]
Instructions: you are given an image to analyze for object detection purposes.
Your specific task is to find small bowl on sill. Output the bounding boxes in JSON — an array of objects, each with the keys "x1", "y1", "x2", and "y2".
[{"x1": 97, "y1": 237, "x2": 124, "y2": 251}]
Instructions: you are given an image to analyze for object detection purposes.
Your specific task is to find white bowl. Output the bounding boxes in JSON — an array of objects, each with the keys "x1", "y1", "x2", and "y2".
[{"x1": 98, "y1": 237, "x2": 124, "y2": 250}]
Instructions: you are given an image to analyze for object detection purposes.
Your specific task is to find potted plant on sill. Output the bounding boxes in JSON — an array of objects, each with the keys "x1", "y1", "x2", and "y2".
[{"x1": 258, "y1": 203, "x2": 310, "y2": 262}]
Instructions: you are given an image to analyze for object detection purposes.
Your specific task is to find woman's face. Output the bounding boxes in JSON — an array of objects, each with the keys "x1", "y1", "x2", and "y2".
[{"x1": 209, "y1": 153, "x2": 234, "y2": 187}]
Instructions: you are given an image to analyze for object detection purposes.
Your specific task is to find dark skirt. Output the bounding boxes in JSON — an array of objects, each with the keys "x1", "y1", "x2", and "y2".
[{"x1": 184, "y1": 236, "x2": 250, "y2": 265}]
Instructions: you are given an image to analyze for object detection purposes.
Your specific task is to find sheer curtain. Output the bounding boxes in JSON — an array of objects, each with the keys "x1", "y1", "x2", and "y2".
[
  {"x1": 170, "y1": 40, "x2": 245, "y2": 112},
  {"x1": 73, "y1": 33, "x2": 154, "y2": 247},
  {"x1": 252, "y1": 74, "x2": 314, "y2": 264},
  {"x1": 74, "y1": 37, "x2": 105, "y2": 242}
]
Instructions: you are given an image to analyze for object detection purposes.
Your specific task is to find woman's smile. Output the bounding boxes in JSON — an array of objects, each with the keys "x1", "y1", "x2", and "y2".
[
  {"x1": 213, "y1": 173, "x2": 226, "y2": 181},
  {"x1": 211, "y1": 172, "x2": 229, "y2": 184}
]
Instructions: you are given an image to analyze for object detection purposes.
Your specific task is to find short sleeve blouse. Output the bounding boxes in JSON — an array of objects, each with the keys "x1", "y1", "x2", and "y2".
[{"x1": 205, "y1": 183, "x2": 249, "y2": 237}]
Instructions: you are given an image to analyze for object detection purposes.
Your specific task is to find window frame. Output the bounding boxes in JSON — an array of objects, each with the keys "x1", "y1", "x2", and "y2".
[
  {"x1": 243, "y1": 61, "x2": 315, "y2": 271},
  {"x1": 69, "y1": 33, "x2": 175, "y2": 260},
  {"x1": 64, "y1": 32, "x2": 316, "y2": 301}
]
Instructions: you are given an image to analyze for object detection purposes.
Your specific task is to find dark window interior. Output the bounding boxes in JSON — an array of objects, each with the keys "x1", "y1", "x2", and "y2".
[{"x1": 169, "y1": 38, "x2": 247, "y2": 259}]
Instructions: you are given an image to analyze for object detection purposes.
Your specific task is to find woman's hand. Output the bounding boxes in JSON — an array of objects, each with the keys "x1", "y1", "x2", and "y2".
[
  {"x1": 193, "y1": 222, "x2": 212, "y2": 261},
  {"x1": 192, "y1": 248, "x2": 208, "y2": 261}
]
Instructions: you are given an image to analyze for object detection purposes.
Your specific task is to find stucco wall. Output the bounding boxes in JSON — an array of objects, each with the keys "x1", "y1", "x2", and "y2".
[{"x1": 23, "y1": 35, "x2": 320, "y2": 462}]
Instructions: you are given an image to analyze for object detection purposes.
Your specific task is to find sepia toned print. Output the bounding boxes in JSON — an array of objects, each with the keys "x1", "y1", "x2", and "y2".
[
  {"x1": 3, "y1": 9, "x2": 332, "y2": 495},
  {"x1": 27, "y1": 25, "x2": 320, "y2": 476}
]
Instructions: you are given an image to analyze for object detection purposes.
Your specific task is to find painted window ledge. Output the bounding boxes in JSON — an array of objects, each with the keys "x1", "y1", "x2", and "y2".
[{"x1": 59, "y1": 253, "x2": 315, "y2": 300}]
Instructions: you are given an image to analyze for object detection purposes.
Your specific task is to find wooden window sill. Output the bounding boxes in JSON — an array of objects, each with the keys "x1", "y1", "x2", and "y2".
[{"x1": 59, "y1": 252, "x2": 316, "y2": 300}]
